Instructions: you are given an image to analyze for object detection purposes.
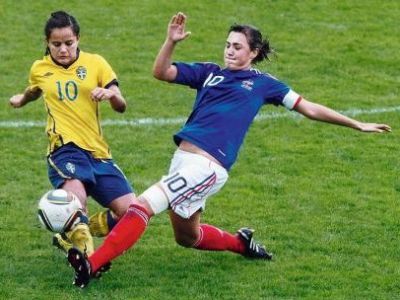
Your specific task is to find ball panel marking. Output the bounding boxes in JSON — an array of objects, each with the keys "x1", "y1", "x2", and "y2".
[{"x1": 37, "y1": 189, "x2": 83, "y2": 233}]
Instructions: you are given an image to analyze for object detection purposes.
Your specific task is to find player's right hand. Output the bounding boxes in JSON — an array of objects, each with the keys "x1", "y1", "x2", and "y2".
[
  {"x1": 9, "y1": 94, "x2": 24, "y2": 108},
  {"x1": 167, "y1": 12, "x2": 191, "y2": 43}
]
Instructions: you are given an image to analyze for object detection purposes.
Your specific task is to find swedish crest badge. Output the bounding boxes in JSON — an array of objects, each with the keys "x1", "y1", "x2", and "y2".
[{"x1": 76, "y1": 66, "x2": 87, "y2": 80}]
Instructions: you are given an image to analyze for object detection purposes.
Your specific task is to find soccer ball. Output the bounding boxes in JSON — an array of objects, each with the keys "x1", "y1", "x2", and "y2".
[{"x1": 37, "y1": 189, "x2": 83, "y2": 233}]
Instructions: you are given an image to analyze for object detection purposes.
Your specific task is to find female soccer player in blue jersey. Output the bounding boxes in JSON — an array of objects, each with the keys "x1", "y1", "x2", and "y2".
[
  {"x1": 67, "y1": 12, "x2": 391, "y2": 287},
  {"x1": 9, "y1": 11, "x2": 135, "y2": 256}
]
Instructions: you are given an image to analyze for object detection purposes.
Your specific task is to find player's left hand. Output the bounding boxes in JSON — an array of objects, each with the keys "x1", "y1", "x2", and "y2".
[
  {"x1": 358, "y1": 122, "x2": 391, "y2": 133},
  {"x1": 91, "y1": 87, "x2": 115, "y2": 102}
]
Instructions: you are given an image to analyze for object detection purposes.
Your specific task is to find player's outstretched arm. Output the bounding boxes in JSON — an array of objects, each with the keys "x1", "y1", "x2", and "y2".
[
  {"x1": 153, "y1": 12, "x2": 191, "y2": 82},
  {"x1": 9, "y1": 86, "x2": 42, "y2": 108},
  {"x1": 294, "y1": 98, "x2": 391, "y2": 133}
]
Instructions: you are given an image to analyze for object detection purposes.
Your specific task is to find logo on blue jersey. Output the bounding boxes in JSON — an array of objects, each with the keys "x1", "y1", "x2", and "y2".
[
  {"x1": 241, "y1": 80, "x2": 254, "y2": 91},
  {"x1": 76, "y1": 66, "x2": 87, "y2": 80},
  {"x1": 65, "y1": 162, "x2": 76, "y2": 174}
]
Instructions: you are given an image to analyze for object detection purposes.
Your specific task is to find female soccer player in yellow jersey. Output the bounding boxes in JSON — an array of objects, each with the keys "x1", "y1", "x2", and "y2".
[{"x1": 9, "y1": 11, "x2": 135, "y2": 259}]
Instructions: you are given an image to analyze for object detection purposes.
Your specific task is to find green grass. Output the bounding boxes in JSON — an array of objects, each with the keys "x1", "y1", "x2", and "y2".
[{"x1": 1, "y1": 0, "x2": 400, "y2": 299}]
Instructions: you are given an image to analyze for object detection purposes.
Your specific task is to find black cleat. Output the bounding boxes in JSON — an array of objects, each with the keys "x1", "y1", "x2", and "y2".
[
  {"x1": 67, "y1": 247, "x2": 91, "y2": 288},
  {"x1": 237, "y1": 227, "x2": 273, "y2": 260},
  {"x1": 91, "y1": 262, "x2": 112, "y2": 279}
]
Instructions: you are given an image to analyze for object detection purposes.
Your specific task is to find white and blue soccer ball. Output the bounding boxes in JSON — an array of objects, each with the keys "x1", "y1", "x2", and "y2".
[{"x1": 37, "y1": 189, "x2": 83, "y2": 233}]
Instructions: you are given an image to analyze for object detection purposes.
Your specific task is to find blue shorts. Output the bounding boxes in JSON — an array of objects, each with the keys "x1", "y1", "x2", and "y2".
[{"x1": 47, "y1": 143, "x2": 134, "y2": 207}]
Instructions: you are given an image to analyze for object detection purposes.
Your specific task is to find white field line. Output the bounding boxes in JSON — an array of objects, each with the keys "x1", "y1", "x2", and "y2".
[{"x1": 1, "y1": 105, "x2": 399, "y2": 128}]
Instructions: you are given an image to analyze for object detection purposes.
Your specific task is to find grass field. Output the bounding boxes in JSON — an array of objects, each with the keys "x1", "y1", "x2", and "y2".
[{"x1": 1, "y1": 0, "x2": 399, "y2": 299}]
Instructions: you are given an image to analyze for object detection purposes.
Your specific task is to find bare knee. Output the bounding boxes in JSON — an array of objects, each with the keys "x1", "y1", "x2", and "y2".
[
  {"x1": 108, "y1": 193, "x2": 136, "y2": 219},
  {"x1": 169, "y1": 210, "x2": 201, "y2": 248},
  {"x1": 174, "y1": 232, "x2": 199, "y2": 248}
]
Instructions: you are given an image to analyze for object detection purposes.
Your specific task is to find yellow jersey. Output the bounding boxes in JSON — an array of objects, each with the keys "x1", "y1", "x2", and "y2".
[{"x1": 29, "y1": 51, "x2": 116, "y2": 159}]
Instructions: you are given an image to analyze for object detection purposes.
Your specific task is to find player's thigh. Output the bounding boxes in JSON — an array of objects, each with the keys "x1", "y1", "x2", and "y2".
[
  {"x1": 89, "y1": 159, "x2": 134, "y2": 208},
  {"x1": 47, "y1": 143, "x2": 96, "y2": 189},
  {"x1": 160, "y1": 162, "x2": 227, "y2": 219},
  {"x1": 61, "y1": 179, "x2": 88, "y2": 207}
]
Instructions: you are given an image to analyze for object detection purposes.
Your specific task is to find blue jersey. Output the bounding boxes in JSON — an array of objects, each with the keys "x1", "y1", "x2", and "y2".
[{"x1": 172, "y1": 62, "x2": 301, "y2": 171}]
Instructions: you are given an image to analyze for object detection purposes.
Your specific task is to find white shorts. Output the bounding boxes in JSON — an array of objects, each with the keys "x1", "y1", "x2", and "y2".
[{"x1": 159, "y1": 149, "x2": 229, "y2": 219}]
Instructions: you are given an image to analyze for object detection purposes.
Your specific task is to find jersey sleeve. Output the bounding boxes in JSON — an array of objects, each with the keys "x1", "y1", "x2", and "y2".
[
  {"x1": 172, "y1": 62, "x2": 220, "y2": 89},
  {"x1": 28, "y1": 60, "x2": 41, "y2": 91},
  {"x1": 262, "y1": 74, "x2": 302, "y2": 110},
  {"x1": 95, "y1": 54, "x2": 118, "y2": 88}
]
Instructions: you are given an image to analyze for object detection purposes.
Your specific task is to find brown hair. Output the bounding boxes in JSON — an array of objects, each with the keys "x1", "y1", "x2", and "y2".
[{"x1": 229, "y1": 24, "x2": 273, "y2": 64}]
